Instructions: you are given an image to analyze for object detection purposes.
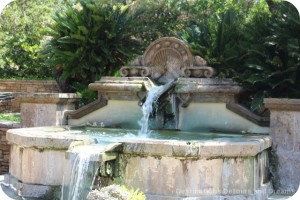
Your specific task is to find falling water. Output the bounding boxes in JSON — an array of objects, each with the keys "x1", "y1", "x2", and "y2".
[
  {"x1": 138, "y1": 81, "x2": 176, "y2": 135},
  {"x1": 61, "y1": 150, "x2": 99, "y2": 200},
  {"x1": 138, "y1": 85, "x2": 164, "y2": 135}
]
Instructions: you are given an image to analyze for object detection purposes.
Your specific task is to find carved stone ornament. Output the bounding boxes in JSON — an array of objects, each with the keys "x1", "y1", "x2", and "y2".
[{"x1": 120, "y1": 37, "x2": 216, "y2": 84}]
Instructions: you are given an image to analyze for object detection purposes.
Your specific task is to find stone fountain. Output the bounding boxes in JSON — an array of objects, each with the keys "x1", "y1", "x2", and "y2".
[{"x1": 4, "y1": 37, "x2": 273, "y2": 200}]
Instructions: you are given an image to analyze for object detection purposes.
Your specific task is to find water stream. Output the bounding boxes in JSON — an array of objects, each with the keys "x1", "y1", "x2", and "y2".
[
  {"x1": 138, "y1": 81, "x2": 176, "y2": 135},
  {"x1": 61, "y1": 81, "x2": 176, "y2": 200},
  {"x1": 61, "y1": 149, "x2": 99, "y2": 200}
]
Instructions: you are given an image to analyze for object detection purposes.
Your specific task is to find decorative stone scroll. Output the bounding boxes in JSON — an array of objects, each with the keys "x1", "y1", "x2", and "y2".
[{"x1": 120, "y1": 37, "x2": 216, "y2": 83}]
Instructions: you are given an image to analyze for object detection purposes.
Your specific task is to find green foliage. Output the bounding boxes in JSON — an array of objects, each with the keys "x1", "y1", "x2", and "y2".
[
  {"x1": 179, "y1": 0, "x2": 300, "y2": 111},
  {"x1": 72, "y1": 82, "x2": 97, "y2": 106},
  {"x1": 42, "y1": 0, "x2": 143, "y2": 92},
  {"x1": 232, "y1": 1, "x2": 300, "y2": 111},
  {"x1": 0, "y1": 0, "x2": 62, "y2": 79},
  {"x1": 0, "y1": 113, "x2": 21, "y2": 122},
  {"x1": 1, "y1": 0, "x2": 299, "y2": 110},
  {"x1": 179, "y1": 0, "x2": 257, "y2": 68},
  {"x1": 130, "y1": 0, "x2": 182, "y2": 44}
]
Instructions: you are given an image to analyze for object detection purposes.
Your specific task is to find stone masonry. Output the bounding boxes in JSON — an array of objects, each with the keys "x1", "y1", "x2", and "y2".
[
  {"x1": 0, "y1": 121, "x2": 20, "y2": 175},
  {"x1": 264, "y1": 98, "x2": 300, "y2": 194},
  {"x1": 0, "y1": 80, "x2": 59, "y2": 93},
  {"x1": 0, "y1": 94, "x2": 13, "y2": 113},
  {"x1": 0, "y1": 80, "x2": 60, "y2": 112}
]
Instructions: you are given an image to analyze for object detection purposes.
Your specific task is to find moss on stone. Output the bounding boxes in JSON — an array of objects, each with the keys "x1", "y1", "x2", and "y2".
[{"x1": 32, "y1": 146, "x2": 68, "y2": 152}]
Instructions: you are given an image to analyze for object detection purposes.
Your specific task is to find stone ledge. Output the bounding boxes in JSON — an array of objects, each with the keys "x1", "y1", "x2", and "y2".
[
  {"x1": 89, "y1": 77, "x2": 154, "y2": 92},
  {"x1": 0, "y1": 121, "x2": 20, "y2": 129},
  {"x1": 6, "y1": 127, "x2": 92, "y2": 148},
  {"x1": 66, "y1": 143, "x2": 121, "y2": 161},
  {"x1": 16, "y1": 93, "x2": 81, "y2": 104},
  {"x1": 122, "y1": 135, "x2": 272, "y2": 157},
  {"x1": 0, "y1": 79, "x2": 60, "y2": 93},
  {"x1": 3, "y1": 173, "x2": 60, "y2": 199},
  {"x1": 264, "y1": 98, "x2": 300, "y2": 111}
]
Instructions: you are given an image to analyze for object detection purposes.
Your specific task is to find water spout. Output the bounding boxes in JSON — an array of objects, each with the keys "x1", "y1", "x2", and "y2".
[{"x1": 138, "y1": 80, "x2": 177, "y2": 135}]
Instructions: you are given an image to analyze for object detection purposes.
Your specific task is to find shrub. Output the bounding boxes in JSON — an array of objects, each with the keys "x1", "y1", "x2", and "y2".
[
  {"x1": 42, "y1": 0, "x2": 143, "y2": 92},
  {"x1": 0, "y1": 0, "x2": 61, "y2": 79},
  {"x1": 129, "y1": 0, "x2": 182, "y2": 45},
  {"x1": 225, "y1": 1, "x2": 300, "y2": 111},
  {"x1": 179, "y1": 0, "x2": 300, "y2": 112}
]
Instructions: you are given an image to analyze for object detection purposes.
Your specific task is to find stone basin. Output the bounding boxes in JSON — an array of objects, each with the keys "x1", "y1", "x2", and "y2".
[{"x1": 5, "y1": 126, "x2": 272, "y2": 199}]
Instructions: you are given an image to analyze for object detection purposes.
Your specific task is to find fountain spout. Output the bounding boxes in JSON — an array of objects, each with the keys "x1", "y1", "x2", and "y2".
[
  {"x1": 138, "y1": 79, "x2": 178, "y2": 134},
  {"x1": 138, "y1": 79, "x2": 177, "y2": 107}
]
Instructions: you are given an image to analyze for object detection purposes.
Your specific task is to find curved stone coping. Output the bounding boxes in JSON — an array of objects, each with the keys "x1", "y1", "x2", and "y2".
[
  {"x1": 67, "y1": 99, "x2": 108, "y2": 119},
  {"x1": 6, "y1": 126, "x2": 271, "y2": 157},
  {"x1": 121, "y1": 135, "x2": 272, "y2": 157},
  {"x1": 6, "y1": 126, "x2": 93, "y2": 149},
  {"x1": 226, "y1": 103, "x2": 270, "y2": 126},
  {"x1": 14, "y1": 92, "x2": 81, "y2": 104}
]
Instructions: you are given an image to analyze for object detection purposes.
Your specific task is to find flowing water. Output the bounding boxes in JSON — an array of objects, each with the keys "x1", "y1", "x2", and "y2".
[
  {"x1": 61, "y1": 149, "x2": 99, "y2": 200},
  {"x1": 138, "y1": 81, "x2": 176, "y2": 135},
  {"x1": 60, "y1": 80, "x2": 188, "y2": 200},
  {"x1": 138, "y1": 85, "x2": 164, "y2": 135}
]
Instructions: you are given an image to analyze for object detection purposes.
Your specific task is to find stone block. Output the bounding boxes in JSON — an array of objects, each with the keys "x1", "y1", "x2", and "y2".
[
  {"x1": 120, "y1": 150, "x2": 270, "y2": 199},
  {"x1": 19, "y1": 93, "x2": 80, "y2": 127},
  {"x1": 221, "y1": 157, "x2": 254, "y2": 194},
  {"x1": 269, "y1": 111, "x2": 294, "y2": 151},
  {"x1": 121, "y1": 155, "x2": 224, "y2": 196},
  {"x1": 10, "y1": 144, "x2": 68, "y2": 185},
  {"x1": 4, "y1": 173, "x2": 60, "y2": 199},
  {"x1": 21, "y1": 103, "x2": 57, "y2": 127},
  {"x1": 295, "y1": 113, "x2": 300, "y2": 152},
  {"x1": 264, "y1": 98, "x2": 300, "y2": 192},
  {"x1": 276, "y1": 150, "x2": 300, "y2": 193}
]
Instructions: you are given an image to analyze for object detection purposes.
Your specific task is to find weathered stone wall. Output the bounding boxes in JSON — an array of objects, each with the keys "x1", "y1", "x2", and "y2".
[
  {"x1": 0, "y1": 80, "x2": 60, "y2": 112},
  {"x1": 0, "y1": 97, "x2": 13, "y2": 113},
  {"x1": 0, "y1": 122, "x2": 20, "y2": 175},
  {"x1": 264, "y1": 98, "x2": 300, "y2": 194},
  {"x1": 0, "y1": 80, "x2": 60, "y2": 93}
]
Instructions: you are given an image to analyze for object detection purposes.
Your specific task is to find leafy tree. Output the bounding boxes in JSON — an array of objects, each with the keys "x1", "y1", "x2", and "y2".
[
  {"x1": 178, "y1": 0, "x2": 300, "y2": 112},
  {"x1": 235, "y1": 1, "x2": 300, "y2": 111},
  {"x1": 0, "y1": 0, "x2": 66, "y2": 79},
  {"x1": 2, "y1": 0, "x2": 298, "y2": 111},
  {"x1": 178, "y1": 0, "x2": 260, "y2": 68},
  {"x1": 42, "y1": 0, "x2": 143, "y2": 92},
  {"x1": 129, "y1": 0, "x2": 182, "y2": 45}
]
